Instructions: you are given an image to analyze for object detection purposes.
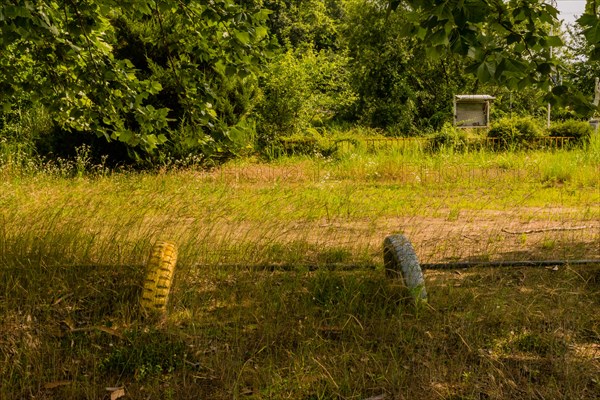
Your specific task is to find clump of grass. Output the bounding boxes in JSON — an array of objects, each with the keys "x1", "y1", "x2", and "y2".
[
  {"x1": 3, "y1": 260, "x2": 598, "y2": 399},
  {"x1": 99, "y1": 328, "x2": 187, "y2": 381},
  {"x1": 541, "y1": 161, "x2": 573, "y2": 185}
]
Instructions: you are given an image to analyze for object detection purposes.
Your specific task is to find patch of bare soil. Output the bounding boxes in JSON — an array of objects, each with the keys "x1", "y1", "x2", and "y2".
[
  {"x1": 183, "y1": 206, "x2": 599, "y2": 266},
  {"x1": 267, "y1": 209, "x2": 597, "y2": 263}
]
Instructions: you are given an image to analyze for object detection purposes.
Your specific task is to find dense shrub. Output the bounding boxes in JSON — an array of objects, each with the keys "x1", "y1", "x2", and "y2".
[
  {"x1": 428, "y1": 123, "x2": 469, "y2": 152},
  {"x1": 549, "y1": 119, "x2": 593, "y2": 143},
  {"x1": 266, "y1": 128, "x2": 339, "y2": 158},
  {"x1": 255, "y1": 47, "x2": 356, "y2": 145},
  {"x1": 487, "y1": 116, "x2": 545, "y2": 149},
  {"x1": 0, "y1": 102, "x2": 54, "y2": 158}
]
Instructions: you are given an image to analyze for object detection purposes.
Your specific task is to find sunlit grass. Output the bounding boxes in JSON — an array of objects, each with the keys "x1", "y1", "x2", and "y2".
[{"x1": 0, "y1": 143, "x2": 599, "y2": 399}]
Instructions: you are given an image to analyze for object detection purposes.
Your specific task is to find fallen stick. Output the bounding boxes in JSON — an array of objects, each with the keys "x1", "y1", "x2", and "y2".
[{"x1": 501, "y1": 226, "x2": 590, "y2": 235}]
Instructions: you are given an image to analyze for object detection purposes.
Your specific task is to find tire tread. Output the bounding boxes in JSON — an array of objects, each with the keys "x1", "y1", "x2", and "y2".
[
  {"x1": 140, "y1": 241, "x2": 178, "y2": 312},
  {"x1": 383, "y1": 234, "x2": 427, "y2": 301}
]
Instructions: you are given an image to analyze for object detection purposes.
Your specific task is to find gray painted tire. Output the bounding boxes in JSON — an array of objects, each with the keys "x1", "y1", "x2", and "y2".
[{"x1": 383, "y1": 235, "x2": 427, "y2": 301}]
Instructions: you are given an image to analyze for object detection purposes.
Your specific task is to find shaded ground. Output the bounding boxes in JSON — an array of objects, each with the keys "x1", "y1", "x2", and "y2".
[{"x1": 1, "y1": 261, "x2": 598, "y2": 399}]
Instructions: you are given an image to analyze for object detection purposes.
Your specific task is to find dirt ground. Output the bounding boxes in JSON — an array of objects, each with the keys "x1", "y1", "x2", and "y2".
[{"x1": 187, "y1": 207, "x2": 599, "y2": 267}]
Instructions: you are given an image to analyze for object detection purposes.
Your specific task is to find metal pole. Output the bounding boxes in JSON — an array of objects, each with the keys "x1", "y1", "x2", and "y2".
[
  {"x1": 547, "y1": 0, "x2": 556, "y2": 130},
  {"x1": 453, "y1": 96, "x2": 457, "y2": 126}
]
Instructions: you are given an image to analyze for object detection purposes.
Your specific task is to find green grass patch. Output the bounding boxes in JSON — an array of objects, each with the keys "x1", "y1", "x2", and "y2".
[{"x1": 0, "y1": 145, "x2": 599, "y2": 398}]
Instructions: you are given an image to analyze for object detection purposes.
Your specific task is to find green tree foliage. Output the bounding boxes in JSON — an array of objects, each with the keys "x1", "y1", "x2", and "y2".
[
  {"x1": 563, "y1": 23, "x2": 600, "y2": 112},
  {"x1": 2, "y1": 0, "x2": 597, "y2": 164},
  {"x1": 487, "y1": 86, "x2": 548, "y2": 120},
  {"x1": 398, "y1": 0, "x2": 596, "y2": 116},
  {"x1": 341, "y1": 0, "x2": 473, "y2": 133},
  {"x1": 0, "y1": 0, "x2": 272, "y2": 160},
  {"x1": 255, "y1": 47, "x2": 356, "y2": 142},
  {"x1": 578, "y1": 0, "x2": 600, "y2": 60},
  {"x1": 262, "y1": 0, "x2": 343, "y2": 50},
  {"x1": 398, "y1": 0, "x2": 562, "y2": 87}
]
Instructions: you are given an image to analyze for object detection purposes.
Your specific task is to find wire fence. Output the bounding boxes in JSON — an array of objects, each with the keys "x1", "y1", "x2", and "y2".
[{"x1": 276, "y1": 136, "x2": 579, "y2": 155}]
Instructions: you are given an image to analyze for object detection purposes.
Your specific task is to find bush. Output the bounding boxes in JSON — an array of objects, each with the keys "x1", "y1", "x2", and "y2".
[
  {"x1": 487, "y1": 116, "x2": 545, "y2": 149},
  {"x1": 549, "y1": 119, "x2": 593, "y2": 144},
  {"x1": 267, "y1": 128, "x2": 338, "y2": 158},
  {"x1": 428, "y1": 123, "x2": 469, "y2": 152},
  {"x1": 255, "y1": 47, "x2": 357, "y2": 146},
  {"x1": 0, "y1": 102, "x2": 54, "y2": 156}
]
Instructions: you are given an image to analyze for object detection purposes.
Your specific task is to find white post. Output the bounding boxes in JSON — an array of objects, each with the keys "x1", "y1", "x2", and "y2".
[
  {"x1": 547, "y1": 0, "x2": 556, "y2": 130},
  {"x1": 453, "y1": 96, "x2": 457, "y2": 126}
]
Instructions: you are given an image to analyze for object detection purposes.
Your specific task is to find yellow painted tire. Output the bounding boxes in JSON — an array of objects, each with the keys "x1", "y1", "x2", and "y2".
[{"x1": 140, "y1": 241, "x2": 178, "y2": 312}]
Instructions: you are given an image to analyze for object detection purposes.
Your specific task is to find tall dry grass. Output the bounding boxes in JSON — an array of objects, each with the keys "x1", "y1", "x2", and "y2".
[{"x1": 0, "y1": 139, "x2": 598, "y2": 399}]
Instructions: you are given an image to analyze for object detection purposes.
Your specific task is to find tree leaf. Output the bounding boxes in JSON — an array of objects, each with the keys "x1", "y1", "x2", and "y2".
[
  {"x1": 255, "y1": 26, "x2": 268, "y2": 40},
  {"x1": 537, "y1": 62, "x2": 552, "y2": 75},
  {"x1": 429, "y1": 29, "x2": 449, "y2": 46},
  {"x1": 150, "y1": 81, "x2": 162, "y2": 93},
  {"x1": 506, "y1": 33, "x2": 521, "y2": 45},
  {"x1": 577, "y1": 13, "x2": 598, "y2": 28},
  {"x1": 545, "y1": 36, "x2": 563, "y2": 47},
  {"x1": 234, "y1": 30, "x2": 250, "y2": 45}
]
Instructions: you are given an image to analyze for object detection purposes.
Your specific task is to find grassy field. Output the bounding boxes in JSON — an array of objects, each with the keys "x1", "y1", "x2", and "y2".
[{"x1": 0, "y1": 143, "x2": 599, "y2": 399}]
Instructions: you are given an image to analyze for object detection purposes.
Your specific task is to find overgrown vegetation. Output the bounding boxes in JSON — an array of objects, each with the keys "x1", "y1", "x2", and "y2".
[
  {"x1": 1, "y1": 2, "x2": 599, "y2": 396},
  {"x1": 487, "y1": 116, "x2": 546, "y2": 149},
  {"x1": 2, "y1": 0, "x2": 600, "y2": 166},
  {"x1": 256, "y1": 47, "x2": 356, "y2": 143},
  {"x1": 549, "y1": 119, "x2": 595, "y2": 143},
  {"x1": 1, "y1": 140, "x2": 598, "y2": 398}
]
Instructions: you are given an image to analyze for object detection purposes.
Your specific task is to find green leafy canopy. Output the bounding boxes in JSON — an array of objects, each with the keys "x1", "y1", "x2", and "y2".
[
  {"x1": 393, "y1": 0, "x2": 597, "y2": 115},
  {"x1": 0, "y1": 0, "x2": 272, "y2": 155}
]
